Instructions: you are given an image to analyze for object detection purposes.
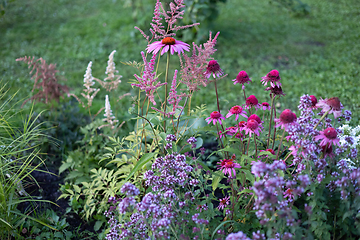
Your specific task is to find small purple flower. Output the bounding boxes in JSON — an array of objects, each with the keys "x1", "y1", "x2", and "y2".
[{"x1": 187, "y1": 137, "x2": 197, "y2": 144}]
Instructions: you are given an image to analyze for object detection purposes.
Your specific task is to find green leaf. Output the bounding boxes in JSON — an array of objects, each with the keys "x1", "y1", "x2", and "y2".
[
  {"x1": 124, "y1": 152, "x2": 157, "y2": 182},
  {"x1": 73, "y1": 185, "x2": 81, "y2": 193},
  {"x1": 212, "y1": 173, "x2": 222, "y2": 191},
  {"x1": 211, "y1": 220, "x2": 236, "y2": 240},
  {"x1": 94, "y1": 220, "x2": 103, "y2": 231},
  {"x1": 194, "y1": 137, "x2": 203, "y2": 149}
]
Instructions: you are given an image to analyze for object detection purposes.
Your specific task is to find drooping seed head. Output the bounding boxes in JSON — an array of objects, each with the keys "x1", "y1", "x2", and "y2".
[{"x1": 326, "y1": 97, "x2": 341, "y2": 111}]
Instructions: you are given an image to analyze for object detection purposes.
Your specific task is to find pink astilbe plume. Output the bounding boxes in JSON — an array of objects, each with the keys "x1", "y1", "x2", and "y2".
[
  {"x1": 135, "y1": 0, "x2": 199, "y2": 42},
  {"x1": 167, "y1": 70, "x2": 187, "y2": 114},
  {"x1": 179, "y1": 32, "x2": 221, "y2": 91},
  {"x1": 152, "y1": 70, "x2": 187, "y2": 116},
  {"x1": 132, "y1": 52, "x2": 167, "y2": 105}
]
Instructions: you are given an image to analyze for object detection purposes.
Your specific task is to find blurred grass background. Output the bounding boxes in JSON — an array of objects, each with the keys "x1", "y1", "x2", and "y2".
[{"x1": 0, "y1": 0, "x2": 359, "y2": 124}]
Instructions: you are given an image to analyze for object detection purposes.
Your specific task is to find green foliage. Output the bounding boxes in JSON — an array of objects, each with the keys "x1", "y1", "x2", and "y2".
[{"x1": 0, "y1": 83, "x2": 57, "y2": 239}]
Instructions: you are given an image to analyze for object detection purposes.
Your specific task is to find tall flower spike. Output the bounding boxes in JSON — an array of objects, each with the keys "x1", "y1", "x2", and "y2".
[
  {"x1": 135, "y1": 0, "x2": 199, "y2": 41},
  {"x1": 104, "y1": 50, "x2": 118, "y2": 81},
  {"x1": 179, "y1": 31, "x2": 220, "y2": 91},
  {"x1": 132, "y1": 52, "x2": 167, "y2": 105},
  {"x1": 100, "y1": 95, "x2": 119, "y2": 129},
  {"x1": 166, "y1": 70, "x2": 187, "y2": 115},
  {"x1": 81, "y1": 61, "x2": 100, "y2": 108}
]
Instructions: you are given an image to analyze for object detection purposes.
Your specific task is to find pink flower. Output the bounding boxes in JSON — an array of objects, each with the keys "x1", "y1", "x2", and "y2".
[
  {"x1": 310, "y1": 95, "x2": 317, "y2": 108},
  {"x1": 217, "y1": 196, "x2": 230, "y2": 210},
  {"x1": 218, "y1": 156, "x2": 241, "y2": 178},
  {"x1": 284, "y1": 188, "x2": 295, "y2": 201},
  {"x1": 261, "y1": 69, "x2": 281, "y2": 87},
  {"x1": 245, "y1": 95, "x2": 261, "y2": 110},
  {"x1": 244, "y1": 119, "x2": 262, "y2": 137},
  {"x1": 265, "y1": 85, "x2": 286, "y2": 97},
  {"x1": 225, "y1": 126, "x2": 238, "y2": 136},
  {"x1": 226, "y1": 105, "x2": 247, "y2": 120},
  {"x1": 314, "y1": 127, "x2": 340, "y2": 147},
  {"x1": 232, "y1": 70, "x2": 251, "y2": 89},
  {"x1": 204, "y1": 60, "x2": 224, "y2": 78},
  {"x1": 205, "y1": 111, "x2": 225, "y2": 125},
  {"x1": 238, "y1": 121, "x2": 246, "y2": 131},
  {"x1": 146, "y1": 37, "x2": 190, "y2": 55},
  {"x1": 316, "y1": 97, "x2": 342, "y2": 118},
  {"x1": 274, "y1": 109, "x2": 297, "y2": 130},
  {"x1": 322, "y1": 144, "x2": 334, "y2": 159},
  {"x1": 261, "y1": 102, "x2": 271, "y2": 110}
]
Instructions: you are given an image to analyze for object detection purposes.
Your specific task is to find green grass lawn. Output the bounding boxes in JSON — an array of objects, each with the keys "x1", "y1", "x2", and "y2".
[{"x1": 1, "y1": 0, "x2": 359, "y2": 124}]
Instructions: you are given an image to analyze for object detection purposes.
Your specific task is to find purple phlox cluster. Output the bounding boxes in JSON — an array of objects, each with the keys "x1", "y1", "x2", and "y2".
[
  {"x1": 135, "y1": 0, "x2": 199, "y2": 41},
  {"x1": 191, "y1": 213, "x2": 209, "y2": 225},
  {"x1": 225, "y1": 231, "x2": 251, "y2": 240},
  {"x1": 132, "y1": 52, "x2": 166, "y2": 105},
  {"x1": 167, "y1": 70, "x2": 187, "y2": 115},
  {"x1": 179, "y1": 31, "x2": 220, "y2": 91},
  {"x1": 144, "y1": 153, "x2": 193, "y2": 192},
  {"x1": 252, "y1": 161, "x2": 309, "y2": 229},
  {"x1": 121, "y1": 182, "x2": 140, "y2": 196},
  {"x1": 166, "y1": 134, "x2": 177, "y2": 142}
]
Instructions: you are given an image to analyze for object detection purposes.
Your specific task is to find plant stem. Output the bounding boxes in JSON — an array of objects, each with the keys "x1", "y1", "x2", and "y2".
[
  {"x1": 254, "y1": 134, "x2": 258, "y2": 158},
  {"x1": 267, "y1": 94, "x2": 275, "y2": 148},
  {"x1": 313, "y1": 108, "x2": 331, "y2": 130},
  {"x1": 276, "y1": 128, "x2": 286, "y2": 159},
  {"x1": 163, "y1": 51, "x2": 171, "y2": 133},
  {"x1": 214, "y1": 79, "x2": 221, "y2": 113}
]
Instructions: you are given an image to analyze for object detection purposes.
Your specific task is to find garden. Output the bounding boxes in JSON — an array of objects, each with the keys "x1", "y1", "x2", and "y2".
[{"x1": 1, "y1": 0, "x2": 360, "y2": 239}]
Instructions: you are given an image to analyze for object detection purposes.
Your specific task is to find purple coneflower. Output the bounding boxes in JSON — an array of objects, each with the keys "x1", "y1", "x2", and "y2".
[
  {"x1": 314, "y1": 127, "x2": 340, "y2": 147},
  {"x1": 218, "y1": 156, "x2": 241, "y2": 178},
  {"x1": 284, "y1": 188, "x2": 295, "y2": 201},
  {"x1": 274, "y1": 109, "x2": 297, "y2": 130},
  {"x1": 261, "y1": 69, "x2": 281, "y2": 87},
  {"x1": 245, "y1": 95, "x2": 261, "y2": 110},
  {"x1": 316, "y1": 97, "x2": 342, "y2": 118},
  {"x1": 146, "y1": 37, "x2": 190, "y2": 55},
  {"x1": 261, "y1": 102, "x2": 271, "y2": 111},
  {"x1": 204, "y1": 60, "x2": 224, "y2": 78},
  {"x1": 244, "y1": 119, "x2": 262, "y2": 137},
  {"x1": 232, "y1": 70, "x2": 251, "y2": 89},
  {"x1": 226, "y1": 105, "x2": 247, "y2": 120},
  {"x1": 265, "y1": 85, "x2": 286, "y2": 97},
  {"x1": 217, "y1": 196, "x2": 230, "y2": 210},
  {"x1": 205, "y1": 111, "x2": 225, "y2": 125}
]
